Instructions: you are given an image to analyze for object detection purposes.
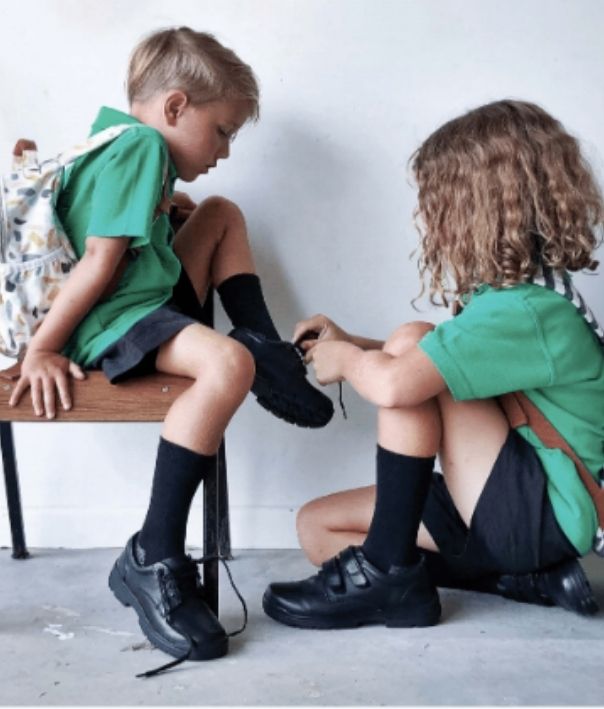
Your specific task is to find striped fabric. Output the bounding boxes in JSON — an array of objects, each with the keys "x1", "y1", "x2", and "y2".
[{"x1": 531, "y1": 267, "x2": 604, "y2": 349}]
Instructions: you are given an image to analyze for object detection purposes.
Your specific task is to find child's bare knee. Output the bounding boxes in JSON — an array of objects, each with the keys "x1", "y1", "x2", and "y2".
[
  {"x1": 197, "y1": 338, "x2": 255, "y2": 396},
  {"x1": 197, "y1": 195, "x2": 243, "y2": 225},
  {"x1": 383, "y1": 321, "x2": 435, "y2": 357},
  {"x1": 296, "y1": 500, "x2": 325, "y2": 565},
  {"x1": 296, "y1": 499, "x2": 318, "y2": 537},
  {"x1": 218, "y1": 339, "x2": 255, "y2": 391}
]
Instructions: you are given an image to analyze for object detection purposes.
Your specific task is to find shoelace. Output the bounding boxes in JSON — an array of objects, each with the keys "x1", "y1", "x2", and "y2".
[
  {"x1": 337, "y1": 382, "x2": 348, "y2": 420},
  {"x1": 293, "y1": 341, "x2": 348, "y2": 420},
  {"x1": 136, "y1": 555, "x2": 248, "y2": 679}
]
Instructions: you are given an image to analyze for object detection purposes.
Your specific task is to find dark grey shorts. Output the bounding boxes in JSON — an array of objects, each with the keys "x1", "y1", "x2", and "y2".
[
  {"x1": 421, "y1": 429, "x2": 578, "y2": 577},
  {"x1": 90, "y1": 267, "x2": 208, "y2": 383}
]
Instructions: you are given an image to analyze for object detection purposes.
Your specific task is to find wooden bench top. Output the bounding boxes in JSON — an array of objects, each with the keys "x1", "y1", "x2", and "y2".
[{"x1": 0, "y1": 365, "x2": 192, "y2": 422}]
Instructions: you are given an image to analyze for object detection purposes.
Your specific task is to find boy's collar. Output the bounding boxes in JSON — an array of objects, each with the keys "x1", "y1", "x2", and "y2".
[
  {"x1": 90, "y1": 106, "x2": 178, "y2": 181},
  {"x1": 90, "y1": 106, "x2": 141, "y2": 133}
]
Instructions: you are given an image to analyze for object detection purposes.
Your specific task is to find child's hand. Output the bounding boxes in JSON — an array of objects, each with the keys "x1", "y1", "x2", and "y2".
[
  {"x1": 170, "y1": 191, "x2": 197, "y2": 228},
  {"x1": 293, "y1": 314, "x2": 351, "y2": 352},
  {"x1": 306, "y1": 340, "x2": 359, "y2": 385},
  {"x1": 9, "y1": 351, "x2": 86, "y2": 419}
]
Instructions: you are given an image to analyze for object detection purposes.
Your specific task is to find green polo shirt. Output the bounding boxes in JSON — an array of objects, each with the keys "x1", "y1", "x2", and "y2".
[
  {"x1": 419, "y1": 282, "x2": 604, "y2": 555},
  {"x1": 57, "y1": 107, "x2": 181, "y2": 365}
]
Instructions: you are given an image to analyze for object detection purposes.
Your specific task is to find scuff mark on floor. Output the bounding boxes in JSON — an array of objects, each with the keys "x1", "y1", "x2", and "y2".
[
  {"x1": 42, "y1": 605, "x2": 80, "y2": 618},
  {"x1": 43, "y1": 624, "x2": 74, "y2": 640},
  {"x1": 83, "y1": 625, "x2": 133, "y2": 637},
  {"x1": 121, "y1": 640, "x2": 154, "y2": 652}
]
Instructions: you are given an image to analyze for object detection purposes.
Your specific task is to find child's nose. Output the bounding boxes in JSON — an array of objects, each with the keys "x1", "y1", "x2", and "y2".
[{"x1": 217, "y1": 142, "x2": 230, "y2": 161}]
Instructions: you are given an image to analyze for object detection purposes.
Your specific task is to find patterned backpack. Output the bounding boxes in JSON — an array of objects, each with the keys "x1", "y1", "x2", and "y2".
[{"x1": 0, "y1": 124, "x2": 135, "y2": 358}]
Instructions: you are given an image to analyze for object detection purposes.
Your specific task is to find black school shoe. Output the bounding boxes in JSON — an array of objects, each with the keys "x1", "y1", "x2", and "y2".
[
  {"x1": 495, "y1": 558, "x2": 599, "y2": 616},
  {"x1": 263, "y1": 546, "x2": 441, "y2": 629},
  {"x1": 109, "y1": 534, "x2": 228, "y2": 674},
  {"x1": 228, "y1": 327, "x2": 334, "y2": 428}
]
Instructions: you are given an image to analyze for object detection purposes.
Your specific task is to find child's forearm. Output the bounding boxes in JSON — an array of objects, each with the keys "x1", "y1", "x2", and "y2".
[
  {"x1": 27, "y1": 238, "x2": 129, "y2": 355},
  {"x1": 348, "y1": 334, "x2": 385, "y2": 351},
  {"x1": 339, "y1": 348, "x2": 400, "y2": 406},
  {"x1": 340, "y1": 347, "x2": 445, "y2": 409}
]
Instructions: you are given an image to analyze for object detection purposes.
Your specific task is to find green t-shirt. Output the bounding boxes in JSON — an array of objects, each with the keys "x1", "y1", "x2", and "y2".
[
  {"x1": 419, "y1": 283, "x2": 604, "y2": 555},
  {"x1": 57, "y1": 107, "x2": 181, "y2": 365}
]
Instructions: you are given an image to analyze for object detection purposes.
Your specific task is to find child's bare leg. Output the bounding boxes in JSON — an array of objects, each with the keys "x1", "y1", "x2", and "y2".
[
  {"x1": 298, "y1": 321, "x2": 508, "y2": 568},
  {"x1": 435, "y1": 390, "x2": 509, "y2": 523},
  {"x1": 172, "y1": 195, "x2": 334, "y2": 429},
  {"x1": 302, "y1": 319, "x2": 505, "y2": 583},
  {"x1": 297, "y1": 486, "x2": 375, "y2": 565},
  {"x1": 264, "y1": 321, "x2": 505, "y2": 628},
  {"x1": 155, "y1": 322, "x2": 254, "y2": 453},
  {"x1": 297, "y1": 486, "x2": 439, "y2": 566},
  {"x1": 380, "y1": 321, "x2": 509, "y2": 523},
  {"x1": 134, "y1": 323, "x2": 253, "y2": 565},
  {"x1": 110, "y1": 324, "x2": 253, "y2": 662},
  {"x1": 271, "y1": 322, "x2": 594, "y2": 625},
  {"x1": 172, "y1": 196, "x2": 255, "y2": 301}
]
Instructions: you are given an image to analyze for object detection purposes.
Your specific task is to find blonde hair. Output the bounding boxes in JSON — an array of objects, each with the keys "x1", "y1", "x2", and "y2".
[
  {"x1": 127, "y1": 27, "x2": 259, "y2": 121},
  {"x1": 411, "y1": 100, "x2": 603, "y2": 306}
]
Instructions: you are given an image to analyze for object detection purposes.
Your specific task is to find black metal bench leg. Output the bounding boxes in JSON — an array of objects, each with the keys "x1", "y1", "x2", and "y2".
[
  {"x1": 203, "y1": 439, "x2": 231, "y2": 615},
  {"x1": 203, "y1": 457, "x2": 219, "y2": 615},
  {"x1": 0, "y1": 422, "x2": 29, "y2": 559},
  {"x1": 217, "y1": 441, "x2": 232, "y2": 559}
]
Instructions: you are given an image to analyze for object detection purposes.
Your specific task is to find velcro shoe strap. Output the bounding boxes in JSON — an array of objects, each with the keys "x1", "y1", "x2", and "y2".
[
  {"x1": 338, "y1": 547, "x2": 370, "y2": 588},
  {"x1": 321, "y1": 558, "x2": 345, "y2": 592}
]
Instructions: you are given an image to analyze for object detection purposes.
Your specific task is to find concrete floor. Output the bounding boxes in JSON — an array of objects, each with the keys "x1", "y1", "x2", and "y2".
[{"x1": 0, "y1": 549, "x2": 603, "y2": 706}]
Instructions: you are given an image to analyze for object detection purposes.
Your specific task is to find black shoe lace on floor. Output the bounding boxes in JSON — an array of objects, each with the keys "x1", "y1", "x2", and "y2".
[{"x1": 136, "y1": 555, "x2": 248, "y2": 679}]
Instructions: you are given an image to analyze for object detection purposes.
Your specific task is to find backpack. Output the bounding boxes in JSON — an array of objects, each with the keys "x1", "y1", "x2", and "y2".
[
  {"x1": 505, "y1": 267, "x2": 604, "y2": 556},
  {"x1": 454, "y1": 268, "x2": 604, "y2": 556},
  {"x1": 0, "y1": 124, "x2": 135, "y2": 358}
]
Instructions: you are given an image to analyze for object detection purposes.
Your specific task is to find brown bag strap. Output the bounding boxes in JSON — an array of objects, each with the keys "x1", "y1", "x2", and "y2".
[{"x1": 499, "y1": 391, "x2": 604, "y2": 527}]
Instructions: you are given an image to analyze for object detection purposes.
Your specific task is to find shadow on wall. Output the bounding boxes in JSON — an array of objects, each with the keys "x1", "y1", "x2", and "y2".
[{"x1": 242, "y1": 115, "x2": 364, "y2": 334}]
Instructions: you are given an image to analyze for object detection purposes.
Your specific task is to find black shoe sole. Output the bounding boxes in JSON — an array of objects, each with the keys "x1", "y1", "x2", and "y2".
[
  {"x1": 548, "y1": 561, "x2": 600, "y2": 616},
  {"x1": 109, "y1": 563, "x2": 229, "y2": 661},
  {"x1": 262, "y1": 591, "x2": 441, "y2": 630},
  {"x1": 497, "y1": 559, "x2": 600, "y2": 616},
  {"x1": 252, "y1": 373, "x2": 333, "y2": 429}
]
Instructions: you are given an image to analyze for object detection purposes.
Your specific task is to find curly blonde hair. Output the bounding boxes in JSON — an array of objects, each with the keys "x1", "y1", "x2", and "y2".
[{"x1": 411, "y1": 100, "x2": 603, "y2": 306}]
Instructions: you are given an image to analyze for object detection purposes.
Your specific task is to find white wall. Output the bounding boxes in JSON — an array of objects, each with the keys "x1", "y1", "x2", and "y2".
[{"x1": 1, "y1": 0, "x2": 603, "y2": 548}]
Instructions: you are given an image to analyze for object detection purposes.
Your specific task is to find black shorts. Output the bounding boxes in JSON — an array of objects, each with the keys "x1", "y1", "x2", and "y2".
[
  {"x1": 90, "y1": 267, "x2": 207, "y2": 383},
  {"x1": 421, "y1": 429, "x2": 578, "y2": 577}
]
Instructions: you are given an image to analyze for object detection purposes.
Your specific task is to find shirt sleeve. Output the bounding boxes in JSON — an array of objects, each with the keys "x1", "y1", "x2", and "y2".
[
  {"x1": 418, "y1": 288, "x2": 555, "y2": 400},
  {"x1": 86, "y1": 129, "x2": 167, "y2": 249}
]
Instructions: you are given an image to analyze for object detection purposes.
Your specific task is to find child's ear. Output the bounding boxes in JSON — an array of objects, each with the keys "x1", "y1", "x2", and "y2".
[{"x1": 164, "y1": 91, "x2": 189, "y2": 126}]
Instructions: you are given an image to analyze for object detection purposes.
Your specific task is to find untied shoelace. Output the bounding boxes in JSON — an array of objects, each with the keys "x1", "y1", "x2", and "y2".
[
  {"x1": 136, "y1": 554, "x2": 247, "y2": 679},
  {"x1": 140, "y1": 347, "x2": 347, "y2": 679},
  {"x1": 293, "y1": 339, "x2": 348, "y2": 420}
]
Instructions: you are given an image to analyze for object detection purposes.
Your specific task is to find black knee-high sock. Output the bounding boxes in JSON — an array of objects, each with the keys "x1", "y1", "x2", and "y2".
[
  {"x1": 137, "y1": 437, "x2": 216, "y2": 565},
  {"x1": 217, "y1": 273, "x2": 280, "y2": 340},
  {"x1": 361, "y1": 445, "x2": 434, "y2": 572}
]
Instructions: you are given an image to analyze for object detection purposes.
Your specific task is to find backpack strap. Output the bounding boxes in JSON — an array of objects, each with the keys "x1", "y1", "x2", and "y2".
[
  {"x1": 153, "y1": 155, "x2": 171, "y2": 221},
  {"x1": 58, "y1": 123, "x2": 172, "y2": 219},
  {"x1": 499, "y1": 390, "x2": 604, "y2": 553},
  {"x1": 56, "y1": 124, "x2": 135, "y2": 168},
  {"x1": 452, "y1": 288, "x2": 604, "y2": 553}
]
